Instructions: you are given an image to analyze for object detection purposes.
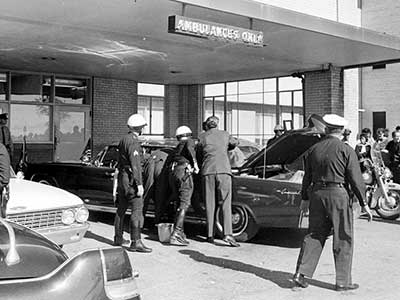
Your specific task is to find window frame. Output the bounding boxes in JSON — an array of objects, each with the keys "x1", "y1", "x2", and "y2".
[{"x1": 0, "y1": 70, "x2": 91, "y2": 144}]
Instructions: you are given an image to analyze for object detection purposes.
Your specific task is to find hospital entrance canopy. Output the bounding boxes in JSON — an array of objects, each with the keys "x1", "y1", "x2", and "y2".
[{"x1": 0, "y1": 0, "x2": 400, "y2": 84}]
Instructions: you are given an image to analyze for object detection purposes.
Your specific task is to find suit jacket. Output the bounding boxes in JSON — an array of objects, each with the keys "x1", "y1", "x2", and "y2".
[{"x1": 197, "y1": 128, "x2": 237, "y2": 176}]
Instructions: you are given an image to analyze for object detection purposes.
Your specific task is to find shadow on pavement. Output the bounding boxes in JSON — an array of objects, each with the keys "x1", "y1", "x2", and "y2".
[
  {"x1": 90, "y1": 212, "x2": 307, "y2": 248},
  {"x1": 359, "y1": 215, "x2": 400, "y2": 225},
  {"x1": 249, "y1": 227, "x2": 307, "y2": 248},
  {"x1": 179, "y1": 249, "x2": 336, "y2": 291},
  {"x1": 84, "y1": 230, "x2": 114, "y2": 246}
]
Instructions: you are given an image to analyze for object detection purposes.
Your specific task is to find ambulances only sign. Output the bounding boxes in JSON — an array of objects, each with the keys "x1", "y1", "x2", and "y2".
[{"x1": 168, "y1": 15, "x2": 264, "y2": 47}]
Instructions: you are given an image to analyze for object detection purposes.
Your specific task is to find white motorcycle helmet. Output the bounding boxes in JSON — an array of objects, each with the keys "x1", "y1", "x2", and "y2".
[
  {"x1": 127, "y1": 114, "x2": 147, "y2": 128},
  {"x1": 175, "y1": 125, "x2": 192, "y2": 139}
]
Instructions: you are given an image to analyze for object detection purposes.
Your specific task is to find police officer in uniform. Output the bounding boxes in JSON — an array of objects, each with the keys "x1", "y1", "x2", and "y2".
[
  {"x1": 0, "y1": 113, "x2": 13, "y2": 161},
  {"x1": 168, "y1": 126, "x2": 199, "y2": 246},
  {"x1": 113, "y1": 113, "x2": 152, "y2": 253},
  {"x1": 267, "y1": 124, "x2": 284, "y2": 146},
  {"x1": 197, "y1": 116, "x2": 239, "y2": 247},
  {"x1": 293, "y1": 114, "x2": 373, "y2": 290},
  {"x1": 143, "y1": 148, "x2": 170, "y2": 224},
  {"x1": 0, "y1": 143, "x2": 10, "y2": 218}
]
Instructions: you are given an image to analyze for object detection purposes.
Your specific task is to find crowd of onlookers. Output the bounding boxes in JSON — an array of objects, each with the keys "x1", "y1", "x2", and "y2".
[{"x1": 343, "y1": 126, "x2": 400, "y2": 183}]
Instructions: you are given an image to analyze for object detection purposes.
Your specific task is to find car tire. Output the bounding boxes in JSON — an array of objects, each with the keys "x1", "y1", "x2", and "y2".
[{"x1": 215, "y1": 205, "x2": 259, "y2": 242}]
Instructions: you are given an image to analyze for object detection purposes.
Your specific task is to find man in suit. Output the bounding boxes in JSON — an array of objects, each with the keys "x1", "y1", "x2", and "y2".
[
  {"x1": 293, "y1": 114, "x2": 373, "y2": 291},
  {"x1": 114, "y1": 113, "x2": 152, "y2": 253},
  {"x1": 197, "y1": 116, "x2": 239, "y2": 247}
]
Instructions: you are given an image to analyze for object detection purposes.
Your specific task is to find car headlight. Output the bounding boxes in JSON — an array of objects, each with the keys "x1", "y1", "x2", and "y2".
[
  {"x1": 75, "y1": 206, "x2": 89, "y2": 223},
  {"x1": 61, "y1": 209, "x2": 75, "y2": 225}
]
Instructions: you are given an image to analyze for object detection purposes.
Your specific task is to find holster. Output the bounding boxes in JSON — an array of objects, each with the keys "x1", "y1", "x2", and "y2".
[{"x1": 344, "y1": 183, "x2": 355, "y2": 207}]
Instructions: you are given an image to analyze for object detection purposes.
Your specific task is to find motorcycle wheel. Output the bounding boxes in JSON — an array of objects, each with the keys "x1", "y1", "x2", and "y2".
[{"x1": 376, "y1": 189, "x2": 400, "y2": 220}]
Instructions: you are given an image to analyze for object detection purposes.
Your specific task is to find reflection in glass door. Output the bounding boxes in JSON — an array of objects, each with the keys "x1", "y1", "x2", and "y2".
[{"x1": 54, "y1": 107, "x2": 90, "y2": 161}]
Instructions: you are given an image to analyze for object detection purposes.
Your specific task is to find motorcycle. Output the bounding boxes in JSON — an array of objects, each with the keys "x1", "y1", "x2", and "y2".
[{"x1": 361, "y1": 146, "x2": 400, "y2": 220}]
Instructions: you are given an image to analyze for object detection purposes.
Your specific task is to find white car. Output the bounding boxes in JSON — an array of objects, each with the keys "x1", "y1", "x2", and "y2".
[{"x1": 5, "y1": 169, "x2": 89, "y2": 246}]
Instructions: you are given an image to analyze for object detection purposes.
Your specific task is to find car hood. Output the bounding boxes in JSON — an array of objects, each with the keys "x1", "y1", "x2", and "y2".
[
  {"x1": 7, "y1": 178, "x2": 84, "y2": 215},
  {"x1": 240, "y1": 114, "x2": 326, "y2": 170}
]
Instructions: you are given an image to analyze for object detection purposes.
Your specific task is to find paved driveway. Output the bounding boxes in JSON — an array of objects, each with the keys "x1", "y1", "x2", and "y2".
[{"x1": 64, "y1": 214, "x2": 400, "y2": 300}]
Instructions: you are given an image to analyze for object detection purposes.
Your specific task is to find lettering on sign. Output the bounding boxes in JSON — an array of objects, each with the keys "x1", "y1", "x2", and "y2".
[{"x1": 168, "y1": 15, "x2": 264, "y2": 47}]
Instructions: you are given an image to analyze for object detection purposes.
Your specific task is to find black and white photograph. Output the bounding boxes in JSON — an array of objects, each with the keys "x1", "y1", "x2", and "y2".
[{"x1": 0, "y1": 1, "x2": 400, "y2": 299}]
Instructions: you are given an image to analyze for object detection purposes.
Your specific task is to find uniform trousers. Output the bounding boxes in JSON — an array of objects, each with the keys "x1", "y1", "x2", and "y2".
[
  {"x1": 114, "y1": 169, "x2": 144, "y2": 240},
  {"x1": 143, "y1": 157, "x2": 168, "y2": 223},
  {"x1": 168, "y1": 163, "x2": 193, "y2": 211},
  {"x1": 296, "y1": 185, "x2": 354, "y2": 286},
  {"x1": 203, "y1": 173, "x2": 233, "y2": 237}
]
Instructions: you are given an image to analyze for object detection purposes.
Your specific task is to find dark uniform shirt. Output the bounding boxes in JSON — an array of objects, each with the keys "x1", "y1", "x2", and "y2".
[
  {"x1": 117, "y1": 131, "x2": 143, "y2": 186},
  {"x1": 386, "y1": 140, "x2": 400, "y2": 166},
  {"x1": 0, "y1": 125, "x2": 13, "y2": 159},
  {"x1": 267, "y1": 135, "x2": 278, "y2": 147},
  {"x1": 0, "y1": 143, "x2": 10, "y2": 188},
  {"x1": 171, "y1": 138, "x2": 197, "y2": 166},
  {"x1": 301, "y1": 135, "x2": 366, "y2": 207}
]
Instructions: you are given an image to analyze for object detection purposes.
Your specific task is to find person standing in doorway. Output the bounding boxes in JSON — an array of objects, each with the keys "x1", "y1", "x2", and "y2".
[
  {"x1": 197, "y1": 116, "x2": 239, "y2": 247},
  {"x1": 114, "y1": 113, "x2": 152, "y2": 253},
  {"x1": 0, "y1": 113, "x2": 13, "y2": 162},
  {"x1": 293, "y1": 114, "x2": 373, "y2": 291}
]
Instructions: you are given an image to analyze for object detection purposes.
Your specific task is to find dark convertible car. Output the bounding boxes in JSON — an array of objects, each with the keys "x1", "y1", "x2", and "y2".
[
  {"x1": 0, "y1": 219, "x2": 140, "y2": 300},
  {"x1": 24, "y1": 115, "x2": 326, "y2": 241}
]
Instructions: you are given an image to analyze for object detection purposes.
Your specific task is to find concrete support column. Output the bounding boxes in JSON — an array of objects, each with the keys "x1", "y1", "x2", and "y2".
[
  {"x1": 164, "y1": 84, "x2": 203, "y2": 138},
  {"x1": 304, "y1": 66, "x2": 344, "y2": 117},
  {"x1": 92, "y1": 77, "x2": 137, "y2": 154}
]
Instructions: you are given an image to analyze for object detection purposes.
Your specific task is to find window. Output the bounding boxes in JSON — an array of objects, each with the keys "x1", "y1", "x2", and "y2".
[
  {"x1": 203, "y1": 76, "x2": 303, "y2": 146},
  {"x1": 3, "y1": 72, "x2": 91, "y2": 153},
  {"x1": 0, "y1": 73, "x2": 7, "y2": 101},
  {"x1": 11, "y1": 104, "x2": 51, "y2": 142},
  {"x1": 55, "y1": 77, "x2": 89, "y2": 105},
  {"x1": 137, "y1": 83, "x2": 165, "y2": 135},
  {"x1": 11, "y1": 73, "x2": 43, "y2": 102}
]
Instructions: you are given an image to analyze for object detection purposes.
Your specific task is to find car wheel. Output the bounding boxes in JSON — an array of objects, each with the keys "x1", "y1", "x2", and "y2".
[{"x1": 215, "y1": 205, "x2": 259, "y2": 242}]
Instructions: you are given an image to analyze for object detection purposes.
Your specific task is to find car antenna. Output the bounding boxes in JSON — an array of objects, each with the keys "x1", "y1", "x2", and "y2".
[{"x1": 262, "y1": 145, "x2": 267, "y2": 179}]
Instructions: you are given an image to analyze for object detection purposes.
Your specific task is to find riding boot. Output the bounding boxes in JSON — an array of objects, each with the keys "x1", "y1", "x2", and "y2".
[
  {"x1": 128, "y1": 226, "x2": 152, "y2": 253},
  {"x1": 170, "y1": 209, "x2": 189, "y2": 246},
  {"x1": 113, "y1": 212, "x2": 127, "y2": 246}
]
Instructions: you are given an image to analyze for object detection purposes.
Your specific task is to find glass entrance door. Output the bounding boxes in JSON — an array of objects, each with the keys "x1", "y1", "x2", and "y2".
[{"x1": 54, "y1": 107, "x2": 90, "y2": 162}]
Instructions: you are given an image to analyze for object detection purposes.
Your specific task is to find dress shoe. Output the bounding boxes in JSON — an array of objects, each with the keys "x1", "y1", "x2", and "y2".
[
  {"x1": 336, "y1": 283, "x2": 359, "y2": 291},
  {"x1": 206, "y1": 237, "x2": 214, "y2": 244},
  {"x1": 292, "y1": 273, "x2": 308, "y2": 288},
  {"x1": 223, "y1": 235, "x2": 240, "y2": 247},
  {"x1": 128, "y1": 240, "x2": 152, "y2": 253},
  {"x1": 113, "y1": 237, "x2": 130, "y2": 246}
]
